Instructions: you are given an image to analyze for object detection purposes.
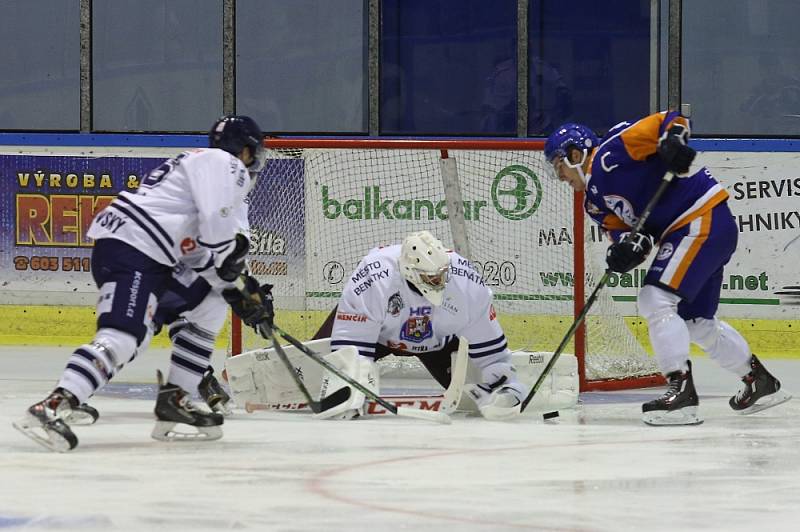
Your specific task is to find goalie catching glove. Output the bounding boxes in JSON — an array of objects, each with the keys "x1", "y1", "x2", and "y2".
[
  {"x1": 657, "y1": 123, "x2": 696, "y2": 176},
  {"x1": 222, "y1": 275, "x2": 274, "y2": 330},
  {"x1": 606, "y1": 232, "x2": 653, "y2": 273}
]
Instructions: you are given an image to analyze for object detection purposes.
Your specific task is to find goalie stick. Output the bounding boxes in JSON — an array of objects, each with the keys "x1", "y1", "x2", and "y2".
[
  {"x1": 521, "y1": 173, "x2": 676, "y2": 412},
  {"x1": 272, "y1": 324, "x2": 452, "y2": 425}
]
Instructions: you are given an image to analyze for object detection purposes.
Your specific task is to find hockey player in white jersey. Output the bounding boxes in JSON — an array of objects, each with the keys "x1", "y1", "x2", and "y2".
[
  {"x1": 316, "y1": 230, "x2": 529, "y2": 420},
  {"x1": 13, "y1": 115, "x2": 275, "y2": 452}
]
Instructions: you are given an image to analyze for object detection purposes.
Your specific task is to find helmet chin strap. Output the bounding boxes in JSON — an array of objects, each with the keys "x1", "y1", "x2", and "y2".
[{"x1": 563, "y1": 148, "x2": 588, "y2": 184}]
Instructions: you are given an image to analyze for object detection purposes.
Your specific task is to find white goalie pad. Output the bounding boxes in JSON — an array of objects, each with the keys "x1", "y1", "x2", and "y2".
[
  {"x1": 226, "y1": 339, "x2": 380, "y2": 418},
  {"x1": 314, "y1": 346, "x2": 380, "y2": 420},
  {"x1": 227, "y1": 337, "x2": 469, "y2": 416},
  {"x1": 225, "y1": 338, "x2": 332, "y2": 410},
  {"x1": 457, "y1": 352, "x2": 579, "y2": 415}
]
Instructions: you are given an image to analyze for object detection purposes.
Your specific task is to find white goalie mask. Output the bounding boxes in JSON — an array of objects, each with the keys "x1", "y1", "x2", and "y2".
[{"x1": 399, "y1": 231, "x2": 451, "y2": 306}]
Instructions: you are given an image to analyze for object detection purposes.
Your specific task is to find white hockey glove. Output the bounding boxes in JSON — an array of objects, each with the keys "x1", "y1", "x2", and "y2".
[
  {"x1": 314, "y1": 347, "x2": 379, "y2": 421},
  {"x1": 466, "y1": 362, "x2": 527, "y2": 421}
]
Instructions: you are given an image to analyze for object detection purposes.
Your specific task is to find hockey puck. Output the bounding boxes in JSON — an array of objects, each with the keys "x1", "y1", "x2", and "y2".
[{"x1": 542, "y1": 411, "x2": 559, "y2": 420}]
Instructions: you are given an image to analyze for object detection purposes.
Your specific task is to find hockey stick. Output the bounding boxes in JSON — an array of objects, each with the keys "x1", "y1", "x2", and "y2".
[
  {"x1": 256, "y1": 323, "x2": 324, "y2": 414},
  {"x1": 272, "y1": 324, "x2": 452, "y2": 425},
  {"x1": 521, "y1": 174, "x2": 675, "y2": 412},
  {"x1": 440, "y1": 336, "x2": 469, "y2": 413},
  {"x1": 244, "y1": 394, "x2": 448, "y2": 414}
]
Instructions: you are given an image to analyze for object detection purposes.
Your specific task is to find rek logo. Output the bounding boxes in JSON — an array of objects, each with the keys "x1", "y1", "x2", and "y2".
[{"x1": 491, "y1": 165, "x2": 543, "y2": 221}]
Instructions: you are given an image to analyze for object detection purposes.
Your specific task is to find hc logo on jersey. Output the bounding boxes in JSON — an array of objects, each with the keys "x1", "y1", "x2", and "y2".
[{"x1": 400, "y1": 306, "x2": 433, "y2": 342}]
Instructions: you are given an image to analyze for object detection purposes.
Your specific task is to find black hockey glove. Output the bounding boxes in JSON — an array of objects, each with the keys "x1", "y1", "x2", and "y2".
[
  {"x1": 222, "y1": 275, "x2": 275, "y2": 330},
  {"x1": 657, "y1": 124, "x2": 696, "y2": 175},
  {"x1": 606, "y1": 233, "x2": 654, "y2": 273}
]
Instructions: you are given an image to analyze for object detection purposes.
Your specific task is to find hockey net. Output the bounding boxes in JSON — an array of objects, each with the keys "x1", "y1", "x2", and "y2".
[{"x1": 232, "y1": 138, "x2": 662, "y2": 391}]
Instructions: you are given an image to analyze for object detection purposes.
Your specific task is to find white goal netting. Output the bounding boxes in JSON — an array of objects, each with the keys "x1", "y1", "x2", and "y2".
[{"x1": 236, "y1": 141, "x2": 659, "y2": 389}]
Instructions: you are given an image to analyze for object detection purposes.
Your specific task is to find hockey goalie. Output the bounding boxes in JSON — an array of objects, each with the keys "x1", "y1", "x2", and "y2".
[{"x1": 226, "y1": 231, "x2": 578, "y2": 419}]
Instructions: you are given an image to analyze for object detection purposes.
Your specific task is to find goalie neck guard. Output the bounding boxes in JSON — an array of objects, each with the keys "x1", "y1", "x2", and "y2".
[{"x1": 399, "y1": 231, "x2": 450, "y2": 306}]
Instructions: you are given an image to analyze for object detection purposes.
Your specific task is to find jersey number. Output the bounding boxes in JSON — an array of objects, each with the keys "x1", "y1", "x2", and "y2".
[{"x1": 141, "y1": 152, "x2": 188, "y2": 188}]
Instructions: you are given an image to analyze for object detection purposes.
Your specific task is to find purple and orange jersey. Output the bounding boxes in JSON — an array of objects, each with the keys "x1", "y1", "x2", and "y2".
[{"x1": 584, "y1": 110, "x2": 728, "y2": 244}]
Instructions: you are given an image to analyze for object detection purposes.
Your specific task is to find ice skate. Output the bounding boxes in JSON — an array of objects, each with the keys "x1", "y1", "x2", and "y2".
[
  {"x1": 729, "y1": 354, "x2": 792, "y2": 415},
  {"x1": 642, "y1": 361, "x2": 703, "y2": 426},
  {"x1": 13, "y1": 388, "x2": 80, "y2": 452},
  {"x1": 63, "y1": 403, "x2": 100, "y2": 426},
  {"x1": 151, "y1": 370, "x2": 223, "y2": 442},
  {"x1": 198, "y1": 367, "x2": 233, "y2": 416}
]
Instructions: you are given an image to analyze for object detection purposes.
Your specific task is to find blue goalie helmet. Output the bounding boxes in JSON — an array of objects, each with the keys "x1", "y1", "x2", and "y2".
[
  {"x1": 544, "y1": 123, "x2": 599, "y2": 163},
  {"x1": 209, "y1": 115, "x2": 264, "y2": 158}
]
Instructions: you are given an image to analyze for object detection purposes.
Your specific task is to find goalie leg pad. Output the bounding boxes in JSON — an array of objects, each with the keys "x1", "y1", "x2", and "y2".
[
  {"x1": 226, "y1": 339, "x2": 331, "y2": 410},
  {"x1": 314, "y1": 347, "x2": 379, "y2": 421}
]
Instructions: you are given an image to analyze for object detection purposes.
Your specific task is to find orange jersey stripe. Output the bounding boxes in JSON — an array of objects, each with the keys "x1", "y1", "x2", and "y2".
[
  {"x1": 668, "y1": 210, "x2": 712, "y2": 289},
  {"x1": 665, "y1": 188, "x2": 729, "y2": 236},
  {"x1": 620, "y1": 113, "x2": 690, "y2": 161},
  {"x1": 602, "y1": 213, "x2": 629, "y2": 231}
]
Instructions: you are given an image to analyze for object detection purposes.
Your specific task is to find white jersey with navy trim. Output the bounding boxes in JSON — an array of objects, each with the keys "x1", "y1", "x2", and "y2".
[
  {"x1": 330, "y1": 245, "x2": 512, "y2": 374},
  {"x1": 87, "y1": 148, "x2": 250, "y2": 268}
]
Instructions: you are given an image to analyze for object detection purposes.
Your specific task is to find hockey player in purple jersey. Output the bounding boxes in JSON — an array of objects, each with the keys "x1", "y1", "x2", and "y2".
[
  {"x1": 13, "y1": 115, "x2": 275, "y2": 451},
  {"x1": 545, "y1": 111, "x2": 791, "y2": 425}
]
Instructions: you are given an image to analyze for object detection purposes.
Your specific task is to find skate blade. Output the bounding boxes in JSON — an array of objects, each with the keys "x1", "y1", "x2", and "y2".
[
  {"x1": 12, "y1": 416, "x2": 77, "y2": 453},
  {"x1": 642, "y1": 406, "x2": 704, "y2": 426},
  {"x1": 734, "y1": 390, "x2": 792, "y2": 415},
  {"x1": 151, "y1": 421, "x2": 223, "y2": 442}
]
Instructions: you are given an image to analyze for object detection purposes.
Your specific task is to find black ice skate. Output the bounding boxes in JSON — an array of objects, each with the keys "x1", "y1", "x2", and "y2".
[
  {"x1": 151, "y1": 370, "x2": 223, "y2": 442},
  {"x1": 729, "y1": 354, "x2": 792, "y2": 415},
  {"x1": 198, "y1": 367, "x2": 233, "y2": 416},
  {"x1": 642, "y1": 361, "x2": 703, "y2": 426},
  {"x1": 13, "y1": 388, "x2": 80, "y2": 452}
]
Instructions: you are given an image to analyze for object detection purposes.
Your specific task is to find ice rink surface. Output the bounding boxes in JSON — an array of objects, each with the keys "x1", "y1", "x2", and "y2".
[{"x1": 2, "y1": 346, "x2": 800, "y2": 532}]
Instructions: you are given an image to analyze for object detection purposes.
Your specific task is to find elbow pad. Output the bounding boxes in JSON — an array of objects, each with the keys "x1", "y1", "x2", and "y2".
[{"x1": 215, "y1": 233, "x2": 250, "y2": 282}]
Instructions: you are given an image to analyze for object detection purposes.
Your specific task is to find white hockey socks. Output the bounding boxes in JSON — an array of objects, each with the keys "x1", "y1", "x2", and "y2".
[
  {"x1": 638, "y1": 285, "x2": 690, "y2": 374},
  {"x1": 166, "y1": 320, "x2": 216, "y2": 395},
  {"x1": 686, "y1": 317, "x2": 752, "y2": 376},
  {"x1": 56, "y1": 328, "x2": 136, "y2": 404}
]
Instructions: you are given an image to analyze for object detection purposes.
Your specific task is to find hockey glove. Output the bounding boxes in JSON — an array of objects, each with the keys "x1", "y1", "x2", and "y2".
[
  {"x1": 222, "y1": 275, "x2": 275, "y2": 330},
  {"x1": 657, "y1": 124, "x2": 696, "y2": 176},
  {"x1": 606, "y1": 233, "x2": 653, "y2": 273},
  {"x1": 466, "y1": 378, "x2": 523, "y2": 421}
]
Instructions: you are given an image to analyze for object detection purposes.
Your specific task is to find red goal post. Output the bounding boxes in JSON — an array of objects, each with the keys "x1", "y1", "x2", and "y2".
[{"x1": 230, "y1": 137, "x2": 662, "y2": 392}]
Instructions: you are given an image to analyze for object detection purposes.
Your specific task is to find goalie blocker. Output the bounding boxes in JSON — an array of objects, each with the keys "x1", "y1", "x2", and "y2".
[{"x1": 225, "y1": 338, "x2": 578, "y2": 417}]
